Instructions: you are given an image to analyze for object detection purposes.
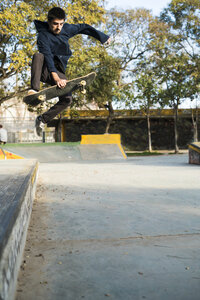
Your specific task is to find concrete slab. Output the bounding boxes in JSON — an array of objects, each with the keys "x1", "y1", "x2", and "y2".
[
  {"x1": 0, "y1": 159, "x2": 38, "y2": 300},
  {"x1": 16, "y1": 154, "x2": 200, "y2": 300},
  {"x1": 16, "y1": 236, "x2": 200, "y2": 300}
]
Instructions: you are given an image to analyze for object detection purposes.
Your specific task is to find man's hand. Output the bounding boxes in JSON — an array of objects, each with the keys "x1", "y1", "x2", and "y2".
[
  {"x1": 105, "y1": 37, "x2": 111, "y2": 46},
  {"x1": 51, "y1": 72, "x2": 68, "y2": 88},
  {"x1": 56, "y1": 78, "x2": 68, "y2": 88}
]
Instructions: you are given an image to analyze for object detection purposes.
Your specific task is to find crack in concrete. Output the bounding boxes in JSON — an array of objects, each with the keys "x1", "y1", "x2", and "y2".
[{"x1": 31, "y1": 232, "x2": 200, "y2": 248}]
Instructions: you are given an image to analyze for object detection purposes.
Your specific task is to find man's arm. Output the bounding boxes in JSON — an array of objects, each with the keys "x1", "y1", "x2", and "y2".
[
  {"x1": 51, "y1": 72, "x2": 67, "y2": 88},
  {"x1": 66, "y1": 23, "x2": 110, "y2": 44},
  {"x1": 37, "y1": 32, "x2": 67, "y2": 88}
]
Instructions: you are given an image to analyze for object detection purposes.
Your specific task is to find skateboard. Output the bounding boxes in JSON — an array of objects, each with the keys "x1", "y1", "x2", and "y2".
[{"x1": 23, "y1": 72, "x2": 96, "y2": 107}]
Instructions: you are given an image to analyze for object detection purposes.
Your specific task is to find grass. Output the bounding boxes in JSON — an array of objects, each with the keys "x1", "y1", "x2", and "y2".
[
  {"x1": 126, "y1": 151, "x2": 164, "y2": 157},
  {"x1": 168, "y1": 152, "x2": 185, "y2": 155}
]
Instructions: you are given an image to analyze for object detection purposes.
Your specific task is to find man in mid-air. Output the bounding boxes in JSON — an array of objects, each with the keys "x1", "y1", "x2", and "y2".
[{"x1": 29, "y1": 7, "x2": 110, "y2": 136}]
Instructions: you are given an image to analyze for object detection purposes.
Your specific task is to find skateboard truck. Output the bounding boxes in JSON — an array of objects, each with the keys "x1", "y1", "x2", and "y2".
[{"x1": 79, "y1": 80, "x2": 87, "y2": 94}]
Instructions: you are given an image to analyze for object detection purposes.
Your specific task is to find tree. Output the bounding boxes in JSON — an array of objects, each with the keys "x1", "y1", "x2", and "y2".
[
  {"x1": 87, "y1": 49, "x2": 122, "y2": 133},
  {"x1": 157, "y1": 0, "x2": 200, "y2": 151},
  {"x1": 158, "y1": 52, "x2": 197, "y2": 152},
  {"x1": 64, "y1": 36, "x2": 122, "y2": 132},
  {"x1": 0, "y1": 1, "x2": 36, "y2": 98},
  {"x1": 133, "y1": 67, "x2": 161, "y2": 152},
  {"x1": 160, "y1": 0, "x2": 200, "y2": 58},
  {"x1": 191, "y1": 93, "x2": 200, "y2": 142},
  {"x1": 107, "y1": 8, "x2": 153, "y2": 71},
  {"x1": 88, "y1": 8, "x2": 155, "y2": 132}
]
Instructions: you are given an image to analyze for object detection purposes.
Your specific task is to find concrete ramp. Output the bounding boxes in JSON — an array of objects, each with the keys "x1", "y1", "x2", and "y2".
[
  {"x1": 189, "y1": 142, "x2": 200, "y2": 165},
  {"x1": 79, "y1": 144, "x2": 125, "y2": 160},
  {"x1": 4, "y1": 141, "x2": 126, "y2": 163},
  {"x1": 81, "y1": 134, "x2": 127, "y2": 159},
  {"x1": 4, "y1": 144, "x2": 81, "y2": 163}
]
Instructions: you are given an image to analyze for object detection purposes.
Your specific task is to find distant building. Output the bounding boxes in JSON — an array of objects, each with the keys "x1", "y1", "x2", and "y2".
[{"x1": 0, "y1": 97, "x2": 55, "y2": 143}]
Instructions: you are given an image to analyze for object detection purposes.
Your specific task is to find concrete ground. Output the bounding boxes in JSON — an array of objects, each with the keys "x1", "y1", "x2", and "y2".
[{"x1": 16, "y1": 154, "x2": 200, "y2": 300}]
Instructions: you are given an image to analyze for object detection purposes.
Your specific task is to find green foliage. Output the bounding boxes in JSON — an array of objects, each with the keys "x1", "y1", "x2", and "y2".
[
  {"x1": 134, "y1": 69, "x2": 160, "y2": 113},
  {"x1": 0, "y1": 1, "x2": 37, "y2": 78},
  {"x1": 69, "y1": 108, "x2": 80, "y2": 119},
  {"x1": 0, "y1": 0, "x2": 106, "y2": 105},
  {"x1": 89, "y1": 50, "x2": 122, "y2": 107},
  {"x1": 157, "y1": 0, "x2": 200, "y2": 108},
  {"x1": 66, "y1": 0, "x2": 106, "y2": 24},
  {"x1": 161, "y1": 0, "x2": 200, "y2": 37}
]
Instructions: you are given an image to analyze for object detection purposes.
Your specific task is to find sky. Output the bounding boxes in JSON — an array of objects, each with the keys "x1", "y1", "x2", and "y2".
[{"x1": 105, "y1": 0, "x2": 171, "y2": 16}]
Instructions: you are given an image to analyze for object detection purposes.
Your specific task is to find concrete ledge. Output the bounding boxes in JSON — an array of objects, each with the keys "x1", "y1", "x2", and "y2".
[
  {"x1": 0, "y1": 160, "x2": 38, "y2": 300},
  {"x1": 188, "y1": 142, "x2": 200, "y2": 165}
]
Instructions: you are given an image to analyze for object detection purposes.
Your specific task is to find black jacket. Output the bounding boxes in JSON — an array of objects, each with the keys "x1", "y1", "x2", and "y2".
[{"x1": 34, "y1": 20, "x2": 109, "y2": 73}]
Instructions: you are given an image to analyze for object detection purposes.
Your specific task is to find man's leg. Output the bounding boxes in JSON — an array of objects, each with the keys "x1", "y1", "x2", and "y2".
[
  {"x1": 31, "y1": 53, "x2": 46, "y2": 91},
  {"x1": 41, "y1": 95, "x2": 72, "y2": 123},
  {"x1": 34, "y1": 63, "x2": 72, "y2": 135},
  {"x1": 40, "y1": 71, "x2": 72, "y2": 124}
]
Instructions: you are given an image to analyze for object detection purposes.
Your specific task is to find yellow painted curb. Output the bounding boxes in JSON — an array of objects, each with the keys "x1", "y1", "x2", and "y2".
[
  {"x1": 189, "y1": 145, "x2": 200, "y2": 154},
  {"x1": 81, "y1": 134, "x2": 127, "y2": 159},
  {"x1": 31, "y1": 162, "x2": 39, "y2": 184},
  {"x1": 0, "y1": 148, "x2": 24, "y2": 160}
]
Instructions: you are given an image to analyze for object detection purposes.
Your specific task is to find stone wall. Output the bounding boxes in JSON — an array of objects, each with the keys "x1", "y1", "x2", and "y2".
[{"x1": 63, "y1": 117, "x2": 199, "y2": 151}]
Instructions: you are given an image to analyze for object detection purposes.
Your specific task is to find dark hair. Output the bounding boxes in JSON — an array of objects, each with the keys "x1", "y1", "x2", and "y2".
[{"x1": 48, "y1": 7, "x2": 66, "y2": 22}]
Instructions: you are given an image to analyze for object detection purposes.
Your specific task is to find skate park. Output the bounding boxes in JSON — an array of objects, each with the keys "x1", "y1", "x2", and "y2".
[
  {"x1": 0, "y1": 136, "x2": 200, "y2": 300},
  {"x1": 1, "y1": 0, "x2": 200, "y2": 299}
]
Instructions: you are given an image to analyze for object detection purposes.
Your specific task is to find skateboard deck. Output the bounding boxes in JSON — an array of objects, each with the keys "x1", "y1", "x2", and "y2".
[{"x1": 24, "y1": 72, "x2": 96, "y2": 107}]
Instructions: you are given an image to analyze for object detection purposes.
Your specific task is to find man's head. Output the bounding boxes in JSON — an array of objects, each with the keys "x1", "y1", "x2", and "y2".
[
  {"x1": 48, "y1": 7, "x2": 66, "y2": 35},
  {"x1": 0, "y1": 125, "x2": 2, "y2": 129}
]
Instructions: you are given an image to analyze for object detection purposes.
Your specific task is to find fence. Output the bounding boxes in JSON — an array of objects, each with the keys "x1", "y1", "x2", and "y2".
[{"x1": 0, "y1": 117, "x2": 55, "y2": 143}]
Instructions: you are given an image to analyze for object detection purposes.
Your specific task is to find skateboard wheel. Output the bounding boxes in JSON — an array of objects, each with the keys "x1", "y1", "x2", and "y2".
[
  {"x1": 38, "y1": 95, "x2": 46, "y2": 101},
  {"x1": 81, "y1": 89, "x2": 86, "y2": 95},
  {"x1": 80, "y1": 80, "x2": 86, "y2": 86}
]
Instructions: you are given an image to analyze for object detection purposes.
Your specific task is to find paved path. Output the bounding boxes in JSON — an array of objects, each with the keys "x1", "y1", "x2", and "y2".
[{"x1": 16, "y1": 154, "x2": 200, "y2": 300}]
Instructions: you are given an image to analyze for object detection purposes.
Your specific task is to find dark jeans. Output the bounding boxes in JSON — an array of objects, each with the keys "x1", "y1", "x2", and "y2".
[{"x1": 31, "y1": 53, "x2": 72, "y2": 123}]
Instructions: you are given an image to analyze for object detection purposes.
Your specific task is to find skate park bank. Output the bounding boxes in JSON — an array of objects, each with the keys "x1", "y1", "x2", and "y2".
[
  {"x1": 0, "y1": 137, "x2": 200, "y2": 299},
  {"x1": 1, "y1": 134, "x2": 126, "y2": 163}
]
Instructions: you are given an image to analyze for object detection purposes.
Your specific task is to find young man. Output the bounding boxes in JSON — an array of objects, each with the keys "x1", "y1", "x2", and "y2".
[
  {"x1": 0, "y1": 125, "x2": 7, "y2": 144},
  {"x1": 29, "y1": 7, "x2": 111, "y2": 136}
]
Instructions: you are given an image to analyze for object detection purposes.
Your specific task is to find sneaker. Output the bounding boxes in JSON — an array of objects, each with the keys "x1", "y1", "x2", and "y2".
[
  {"x1": 35, "y1": 116, "x2": 45, "y2": 136},
  {"x1": 28, "y1": 89, "x2": 38, "y2": 96}
]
